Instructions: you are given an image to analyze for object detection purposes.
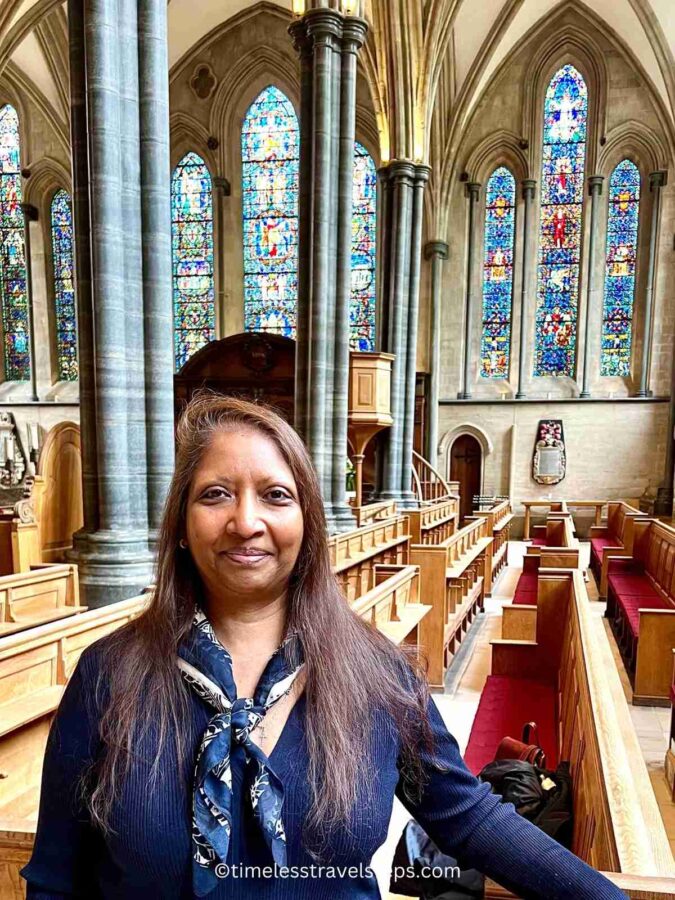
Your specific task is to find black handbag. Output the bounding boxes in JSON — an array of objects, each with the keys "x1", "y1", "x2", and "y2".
[{"x1": 390, "y1": 819, "x2": 485, "y2": 899}]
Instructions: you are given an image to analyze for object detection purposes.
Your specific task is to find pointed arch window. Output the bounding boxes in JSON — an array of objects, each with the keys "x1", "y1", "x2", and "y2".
[
  {"x1": 171, "y1": 151, "x2": 215, "y2": 371},
  {"x1": 50, "y1": 189, "x2": 78, "y2": 381},
  {"x1": 533, "y1": 64, "x2": 588, "y2": 377},
  {"x1": 0, "y1": 104, "x2": 29, "y2": 381},
  {"x1": 242, "y1": 86, "x2": 299, "y2": 338},
  {"x1": 351, "y1": 142, "x2": 377, "y2": 350},
  {"x1": 480, "y1": 166, "x2": 516, "y2": 378},
  {"x1": 600, "y1": 159, "x2": 640, "y2": 377}
]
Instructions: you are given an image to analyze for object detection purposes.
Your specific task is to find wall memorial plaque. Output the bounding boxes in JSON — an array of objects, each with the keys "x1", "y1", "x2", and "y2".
[{"x1": 532, "y1": 419, "x2": 566, "y2": 485}]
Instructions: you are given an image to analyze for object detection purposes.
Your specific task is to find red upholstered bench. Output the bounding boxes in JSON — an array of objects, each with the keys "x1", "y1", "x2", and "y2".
[
  {"x1": 530, "y1": 536, "x2": 547, "y2": 547},
  {"x1": 513, "y1": 571, "x2": 538, "y2": 605},
  {"x1": 463, "y1": 675, "x2": 558, "y2": 776},
  {"x1": 590, "y1": 536, "x2": 621, "y2": 576}
]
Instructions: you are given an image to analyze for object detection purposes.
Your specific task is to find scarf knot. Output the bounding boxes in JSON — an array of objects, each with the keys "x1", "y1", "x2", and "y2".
[{"x1": 177, "y1": 607, "x2": 304, "y2": 897}]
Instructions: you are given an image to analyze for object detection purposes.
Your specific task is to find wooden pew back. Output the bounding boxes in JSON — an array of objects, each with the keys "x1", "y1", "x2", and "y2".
[
  {"x1": 631, "y1": 519, "x2": 675, "y2": 607},
  {"x1": 407, "y1": 497, "x2": 458, "y2": 545}
]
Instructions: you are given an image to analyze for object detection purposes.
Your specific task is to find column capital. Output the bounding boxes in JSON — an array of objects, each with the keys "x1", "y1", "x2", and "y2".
[
  {"x1": 424, "y1": 240, "x2": 449, "y2": 260},
  {"x1": 649, "y1": 169, "x2": 668, "y2": 190},
  {"x1": 212, "y1": 176, "x2": 231, "y2": 197},
  {"x1": 465, "y1": 181, "x2": 481, "y2": 199},
  {"x1": 288, "y1": 19, "x2": 311, "y2": 55},
  {"x1": 340, "y1": 16, "x2": 368, "y2": 52},
  {"x1": 385, "y1": 159, "x2": 416, "y2": 185},
  {"x1": 521, "y1": 179, "x2": 536, "y2": 199},
  {"x1": 588, "y1": 175, "x2": 604, "y2": 195},
  {"x1": 303, "y1": 6, "x2": 343, "y2": 43},
  {"x1": 413, "y1": 163, "x2": 432, "y2": 185}
]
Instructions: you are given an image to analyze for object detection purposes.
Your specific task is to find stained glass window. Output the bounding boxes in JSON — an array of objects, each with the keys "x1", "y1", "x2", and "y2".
[
  {"x1": 0, "y1": 104, "x2": 29, "y2": 381},
  {"x1": 171, "y1": 151, "x2": 215, "y2": 370},
  {"x1": 351, "y1": 143, "x2": 376, "y2": 350},
  {"x1": 50, "y1": 190, "x2": 77, "y2": 380},
  {"x1": 533, "y1": 64, "x2": 588, "y2": 377},
  {"x1": 480, "y1": 166, "x2": 515, "y2": 378},
  {"x1": 242, "y1": 86, "x2": 298, "y2": 338},
  {"x1": 600, "y1": 159, "x2": 640, "y2": 377}
]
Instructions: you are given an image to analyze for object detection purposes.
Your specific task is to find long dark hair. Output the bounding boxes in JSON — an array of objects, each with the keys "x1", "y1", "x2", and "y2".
[{"x1": 88, "y1": 394, "x2": 435, "y2": 850}]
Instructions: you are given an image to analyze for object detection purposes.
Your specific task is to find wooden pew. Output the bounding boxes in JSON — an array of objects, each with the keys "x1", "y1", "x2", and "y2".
[
  {"x1": 349, "y1": 499, "x2": 398, "y2": 528},
  {"x1": 521, "y1": 500, "x2": 568, "y2": 540},
  {"x1": 328, "y1": 515, "x2": 410, "y2": 603},
  {"x1": 589, "y1": 500, "x2": 648, "y2": 597},
  {"x1": 462, "y1": 570, "x2": 675, "y2": 897},
  {"x1": 351, "y1": 563, "x2": 431, "y2": 648},
  {"x1": 0, "y1": 565, "x2": 82, "y2": 637},
  {"x1": 469, "y1": 499, "x2": 514, "y2": 594},
  {"x1": 0, "y1": 594, "x2": 149, "y2": 897},
  {"x1": 605, "y1": 519, "x2": 675, "y2": 705},
  {"x1": 410, "y1": 517, "x2": 492, "y2": 688},
  {"x1": 407, "y1": 497, "x2": 458, "y2": 546}
]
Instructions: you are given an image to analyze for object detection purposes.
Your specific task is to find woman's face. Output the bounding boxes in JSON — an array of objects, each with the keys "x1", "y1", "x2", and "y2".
[{"x1": 185, "y1": 426, "x2": 304, "y2": 607}]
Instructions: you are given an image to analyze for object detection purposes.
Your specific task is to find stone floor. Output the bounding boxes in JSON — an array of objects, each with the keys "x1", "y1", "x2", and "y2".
[{"x1": 374, "y1": 541, "x2": 675, "y2": 899}]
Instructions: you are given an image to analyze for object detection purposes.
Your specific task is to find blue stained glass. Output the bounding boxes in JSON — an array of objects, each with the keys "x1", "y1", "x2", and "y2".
[
  {"x1": 601, "y1": 159, "x2": 640, "y2": 376},
  {"x1": 480, "y1": 166, "x2": 516, "y2": 378},
  {"x1": 50, "y1": 190, "x2": 77, "y2": 380},
  {"x1": 171, "y1": 151, "x2": 215, "y2": 370},
  {"x1": 242, "y1": 86, "x2": 299, "y2": 338},
  {"x1": 351, "y1": 143, "x2": 377, "y2": 351},
  {"x1": 0, "y1": 104, "x2": 29, "y2": 381},
  {"x1": 534, "y1": 65, "x2": 588, "y2": 376}
]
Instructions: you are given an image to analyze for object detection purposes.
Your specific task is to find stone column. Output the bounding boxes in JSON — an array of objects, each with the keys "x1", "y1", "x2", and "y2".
[
  {"x1": 331, "y1": 16, "x2": 367, "y2": 530},
  {"x1": 67, "y1": 0, "x2": 164, "y2": 605},
  {"x1": 636, "y1": 170, "x2": 668, "y2": 398},
  {"x1": 424, "y1": 240, "x2": 449, "y2": 466},
  {"x1": 459, "y1": 182, "x2": 481, "y2": 400},
  {"x1": 580, "y1": 175, "x2": 603, "y2": 398},
  {"x1": 379, "y1": 161, "x2": 414, "y2": 501},
  {"x1": 138, "y1": 0, "x2": 174, "y2": 540},
  {"x1": 289, "y1": 7, "x2": 367, "y2": 530},
  {"x1": 399, "y1": 164, "x2": 431, "y2": 505},
  {"x1": 67, "y1": 0, "x2": 99, "y2": 535},
  {"x1": 516, "y1": 179, "x2": 536, "y2": 399},
  {"x1": 20, "y1": 203, "x2": 39, "y2": 402}
]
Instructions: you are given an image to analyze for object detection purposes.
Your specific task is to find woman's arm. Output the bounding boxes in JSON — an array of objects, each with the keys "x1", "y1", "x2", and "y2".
[
  {"x1": 20, "y1": 649, "x2": 103, "y2": 898},
  {"x1": 395, "y1": 696, "x2": 628, "y2": 900}
]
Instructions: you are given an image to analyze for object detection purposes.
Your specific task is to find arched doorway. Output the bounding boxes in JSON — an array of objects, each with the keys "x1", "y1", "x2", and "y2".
[{"x1": 450, "y1": 434, "x2": 482, "y2": 522}]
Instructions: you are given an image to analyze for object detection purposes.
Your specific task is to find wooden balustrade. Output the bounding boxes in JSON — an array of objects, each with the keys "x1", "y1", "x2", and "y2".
[
  {"x1": 468, "y1": 498, "x2": 514, "y2": 593},
  {"x1": 328, "y1": 515, "x2": 410, "y2": 603},
  {"x1": 407, "y1": 497, "x2": 458, "y2": 546},
  {"x1": 349, "y1": 499, "x2": 398, "y2": 528},
  {"x1": 411, "y1": 517, "x2": 492, "y2": 688},
  {"x1": 351, "y1": 564, "x2": 431, "y2": 647}
]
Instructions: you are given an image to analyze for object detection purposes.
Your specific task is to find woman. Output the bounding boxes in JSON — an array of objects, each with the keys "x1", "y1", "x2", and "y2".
[{"x1": 22, "y1": 395, "x2": 627, "y2": 899}]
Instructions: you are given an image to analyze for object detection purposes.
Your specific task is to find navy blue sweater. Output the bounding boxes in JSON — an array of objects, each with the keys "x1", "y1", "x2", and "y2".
[{"x1": 22, "y1": 642, "x2": 627, "y2": 899}]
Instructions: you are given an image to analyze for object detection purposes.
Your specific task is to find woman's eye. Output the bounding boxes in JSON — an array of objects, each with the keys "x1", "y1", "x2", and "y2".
[
  {"x1": 202, "y1": 487, "x2": 228, "y2": 501},
  {"x1": 266, "y1": 488, "x2": 291, "y2": 502}
]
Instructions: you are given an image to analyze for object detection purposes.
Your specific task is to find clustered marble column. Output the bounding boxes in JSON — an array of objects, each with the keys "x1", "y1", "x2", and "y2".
[
  {"x1": 515, "y1": 179, "x2": 536, "y2": 399},
  {"x1": 67, "y1": 0, "x2": 174, "y2": 606},
  {"x1": 424, "y1": 240, "x2": 449, "y2": 467},
  {"x1": 637, "y1": 170, "x2": 668, "y2": 398},
  {"x1": 289, "y1": 7, "x2": 367, "y2": 532},
  {"x1": 580, "y1": 175, "x2": 603, "y2": 399},
  {"x1": 378, "y1": 163, "x2": 430, "y2": 506},
  {"x1": 459, "y1": 182, "x2": 481, "y2": 400}
]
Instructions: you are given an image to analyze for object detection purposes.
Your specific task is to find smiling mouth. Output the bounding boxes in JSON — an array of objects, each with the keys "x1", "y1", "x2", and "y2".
[{"x1": 222, "y1": 549, "x2": 271, "y2": 565}]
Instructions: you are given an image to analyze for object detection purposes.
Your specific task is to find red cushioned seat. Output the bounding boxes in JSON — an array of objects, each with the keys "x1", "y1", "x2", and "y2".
[
  {"x1": 616, "y1": 593, "x2": 667, "y2": 638},
  {"x1": 464, "y1": 675, "x2": 557, "y2": 776},
  {"x1": 607, "y1": 558, "x2": 636, "y2": 575},
  {"x1": 530, "y1": 537, "x2": 547, "y2": 547},
  {"x1": 607, "y1": 573, "x2": 660, "y2": 599},
  {"x1": 591, "y1": 536, "x2": 620, "y2": 553},
  {"x1": 513, "y1": 590, "x2": 537, "y2": 606}
]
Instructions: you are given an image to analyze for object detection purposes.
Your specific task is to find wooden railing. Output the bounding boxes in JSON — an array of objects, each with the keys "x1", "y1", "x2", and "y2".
[
  {"x1": 351, "y1": 563, "x2": 431, "y2": 647},
  {"x1": 411, "y1": 516, "x2": 492, "y2": 688},
  {"x1": 411, "y1": 451, "x2": 456, "y2": 504},
  {"x1": 349, "y1": 499, "x2": 398, "y2": 528},
  {"x1": 328, "y1": 515, "x2": 410, "y2": 603},
  {"x1": 407, "y1": 497, "x2": 458, "y2": 545},
  {"x1": 469, "y1": 498, "x2": 514, "y2": 592},
  {"x1": 0, "y1": 564, "x2": 82, "y2": 637}
]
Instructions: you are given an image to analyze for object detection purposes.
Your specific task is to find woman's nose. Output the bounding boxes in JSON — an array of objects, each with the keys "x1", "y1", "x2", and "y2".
[{"x1": 225, "y1": 494, "x2": 264, "y2": 536}]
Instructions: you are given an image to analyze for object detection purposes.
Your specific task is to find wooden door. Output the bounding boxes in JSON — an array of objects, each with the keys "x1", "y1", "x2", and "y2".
[{"x1": 450, "y1": 434, "x2": 482, "y2": 522}]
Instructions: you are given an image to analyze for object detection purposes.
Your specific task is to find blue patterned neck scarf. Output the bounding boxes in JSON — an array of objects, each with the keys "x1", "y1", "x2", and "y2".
[{"x1": 177, "y1": 607, "x2": 305, "y2": 897}]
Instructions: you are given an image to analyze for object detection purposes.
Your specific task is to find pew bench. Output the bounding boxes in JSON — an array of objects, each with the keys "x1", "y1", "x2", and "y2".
[
  {"x1": 351, "y1": 563, "x2": 431, "y2": 647},
  {"x1": 329, "y1": 515, "x2": 411, "y2": 603},
  {"x1": 468, "y1": 498, "x2": 513, "y2": 593},
  {"x1": 459, "y1": 569, "x2": 675, "y2": 898},
  {"x1": 588, "y1": 501, "x2": 647, "y2": 597},
  {"x1": 0, "y1": 594, "x2": 150, "y2": 897},
  {"x1": 410, "y1": 517, "x2": 492, "y2": 688},
  {"x1": 0, "y1": 564, "x2": 82, "y2": 635},
  {"x1": 605, "y1": 519, "x2": 675, "y2": 705},
  {"x1": 407, "y1": 497, "x2": 458, "y2": 546}
]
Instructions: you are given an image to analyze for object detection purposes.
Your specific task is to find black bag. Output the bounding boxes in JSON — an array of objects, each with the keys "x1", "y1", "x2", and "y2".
[
  {"x1": 390, "y1": 819, "x2": 485, "y2": 899},
  {"x1": 479, "y1": 759, "x2": 574, "y2": 849}
]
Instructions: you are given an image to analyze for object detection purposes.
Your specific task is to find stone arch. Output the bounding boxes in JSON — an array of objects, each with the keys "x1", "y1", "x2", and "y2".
[
  {"x1": 465, "y1": 131, "x2": 529, "y2": 186},
  {"x1": 438, "y1": 422, "x2": 493, "y2": 484}
]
